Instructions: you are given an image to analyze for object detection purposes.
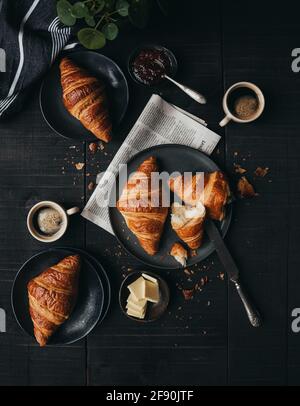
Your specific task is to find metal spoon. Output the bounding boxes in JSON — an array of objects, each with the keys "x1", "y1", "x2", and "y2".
[{"x1": 163, "y1": 74, "x2": 207, "y2": 104}]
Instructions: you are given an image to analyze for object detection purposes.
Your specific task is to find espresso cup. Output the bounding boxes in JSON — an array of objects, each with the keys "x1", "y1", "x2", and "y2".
[
  {"x1": 27, "y1": 201, "x2": 80, "y2": 243},
  {"x1": 219, "y1": 81, "x2": 265, "y2": 127}
]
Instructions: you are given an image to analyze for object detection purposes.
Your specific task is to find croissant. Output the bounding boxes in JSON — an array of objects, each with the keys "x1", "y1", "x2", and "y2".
[
  {"x1": 117, "y1": 156, "x2": 168, "y2": 255},
  {"x1": 27, "y1": 255, "x2": 81, "y2": 347},
  {"x1": 171, "y1": 202, "x2": 206, "y2": 249},
  {"x1": 60, "y1": 57, "x2": 112, "y2": 143},
  {"x1": 170, "y1": 242, "x2": 188, "y2": 267},
  {"x1": 169, "y1": 171, "x2": 230, "y2": 221}
]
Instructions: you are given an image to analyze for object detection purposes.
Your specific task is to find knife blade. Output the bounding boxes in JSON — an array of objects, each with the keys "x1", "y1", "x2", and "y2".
[{"x1": 205, "y1": 219, "x2": 262, "y2": 327}]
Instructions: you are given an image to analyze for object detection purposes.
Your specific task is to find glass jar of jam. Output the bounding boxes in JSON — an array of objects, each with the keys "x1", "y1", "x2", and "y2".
[{"x1": 129, "y1": 45, "x2": 177, "y2": 86}]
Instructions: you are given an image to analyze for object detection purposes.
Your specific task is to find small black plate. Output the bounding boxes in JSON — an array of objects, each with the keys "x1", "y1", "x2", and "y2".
[
  {"x1": 119, "y1": 271, "x2": 170, "y2": 322},
  {"x1": 109, "y1": 144, "x2": 232, "y2": 269},
  {"x1": 40, "y1": 50, "x2": 129, "y2": 142},
  {"x1": 11, "y1": 248, "x2": 104, "y2": 345}
]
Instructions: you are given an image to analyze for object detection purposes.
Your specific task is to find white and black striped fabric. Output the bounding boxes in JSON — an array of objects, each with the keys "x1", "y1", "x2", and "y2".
[{"x1": 0, "y1": 0, "x2": 72, "y2": 119}]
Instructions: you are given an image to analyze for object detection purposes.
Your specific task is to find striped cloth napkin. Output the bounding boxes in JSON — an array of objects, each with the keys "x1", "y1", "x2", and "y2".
[{"x1": 0, "y1": 0, "x2": 73, "y2": 119}]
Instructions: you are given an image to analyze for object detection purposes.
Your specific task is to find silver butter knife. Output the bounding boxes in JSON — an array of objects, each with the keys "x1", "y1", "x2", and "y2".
[{"x1": 205, "y1": 219, "x2": 262, "y2": 327}]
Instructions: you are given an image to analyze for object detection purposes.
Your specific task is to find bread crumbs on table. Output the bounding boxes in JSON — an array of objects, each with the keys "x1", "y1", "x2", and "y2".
[
  {"x1": 182, "y1": 289, "x2": 194, "y2": 300},
  {"x1": 234, "y1": 163, "x2": 247, "y2": 174},
  {"x1": 237, "y1": 176, "x2": 258, "y2": 198},
  {"x1": 75, "y1": 162, "x2": 85, "y2": 170},
  {"x1": 190, "y1": 249, "x2": 197, "y2": 257},
  {"x1": 89, "y1": 142, "x2": 98, "y2": 154},
  {"x1": 254, "y1": 166, "x2": 269, "y2": 177}
]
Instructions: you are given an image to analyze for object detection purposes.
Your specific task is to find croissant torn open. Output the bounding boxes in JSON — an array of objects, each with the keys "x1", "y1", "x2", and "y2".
[{"x1": 171, "y1": 202, "x2": 206, "y2": 250}]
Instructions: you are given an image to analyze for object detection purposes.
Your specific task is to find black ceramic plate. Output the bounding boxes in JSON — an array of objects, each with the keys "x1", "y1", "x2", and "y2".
[
  {"x1": 109, "y1": 144, "x2": 232, "y2": 269},
  {"x1": 11, "y1": 248, "x2": 104, "y2": 345},
  {"x1": 40, "y1": 50, "x2": 129, "y2": 142},
  {"x1": 56, "y1": 247, "x2": 111, "y2": 323},
  {"x1": 119, "y1": 271, "x2": 170, "y2": 322}
]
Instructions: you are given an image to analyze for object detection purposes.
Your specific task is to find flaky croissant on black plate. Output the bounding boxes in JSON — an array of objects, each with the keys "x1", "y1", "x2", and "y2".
[{"x1": 60, "y1": 57, "x2": 112, "y2": 143}]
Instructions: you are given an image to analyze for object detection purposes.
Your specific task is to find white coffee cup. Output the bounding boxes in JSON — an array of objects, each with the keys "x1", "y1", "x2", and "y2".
[
  {"x1": 219, "y1": 81, "x2": 265, "y2": 127},
  {"x1": 27, "y1": 201, "x2": 80, "y2": 243}
]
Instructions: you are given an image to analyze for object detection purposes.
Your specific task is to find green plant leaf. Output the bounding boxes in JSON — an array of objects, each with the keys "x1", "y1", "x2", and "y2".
[
  {"x1": 92, "y1": 0, "x2": 105, "y2": 14},
  {"x1": 116, "y1": 0, "x2": 129, "y2": 16},
  {"x1": 102, "y1": 22, "x2": 119, "y2": 40},
  {"x1": 85, "y1": 14, "x2": 96, "y2": 27},
  {"x1": 128, "y1": 0, "x2": 151, "y2": 28},
  {"x1": 57, "y1": 0, "x2": 76, "y2": 26},
  {"x1": 77, "y1": 28, "x2": 106, "y2": 49},
  {"x1": 72, "y1": 2, "x2": 88, "y2": 18}
]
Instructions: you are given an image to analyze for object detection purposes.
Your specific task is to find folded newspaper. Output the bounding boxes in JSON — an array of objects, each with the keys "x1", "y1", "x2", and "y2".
[{"x1": 81, "y1": 94, "x2": 221, "y2": 234}]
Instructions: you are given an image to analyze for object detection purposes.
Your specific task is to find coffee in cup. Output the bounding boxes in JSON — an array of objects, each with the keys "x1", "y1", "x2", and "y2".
[
  {"x1": 219, "y1": 82, "x2": 265, "y2": 127},
  {"x1": 27, "y1": 201, "x2": 80, "y2": 242}
]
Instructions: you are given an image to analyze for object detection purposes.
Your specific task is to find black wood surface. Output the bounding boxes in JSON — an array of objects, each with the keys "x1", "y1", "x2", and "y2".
[{"x1": 0, "y1": 0, "x2": 300, "y2": 386}]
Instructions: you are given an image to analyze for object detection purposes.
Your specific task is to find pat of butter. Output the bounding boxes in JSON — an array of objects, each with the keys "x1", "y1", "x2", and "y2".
[
  {"x1": 126, "y1": 294, "x2": 147, "y2": 312},
  {"x1": 127, "y1": 276, "x2": 146, "y2": 301},
  {"x1": 144, "y1": 280, "x2": 159, "y2": 303},
  {"x1": 126, "y1": 302, "x2": 146, "y2": 314},
  {"x1": 126, "y1": 306, "x2": 146, "y2": 319},
  {"x1": 142, "y1": 273, "x2": 158, "y2": 285}
]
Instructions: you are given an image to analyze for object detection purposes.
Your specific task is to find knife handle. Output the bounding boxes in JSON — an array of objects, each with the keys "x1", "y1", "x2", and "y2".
[{"x1": 234, "y1": 280, "x2": 262, "y2": 327}]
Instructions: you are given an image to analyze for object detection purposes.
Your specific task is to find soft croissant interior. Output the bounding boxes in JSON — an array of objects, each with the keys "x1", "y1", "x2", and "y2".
[{"x1": 171, "y1": 201, "x2": 206, "y2": 227}]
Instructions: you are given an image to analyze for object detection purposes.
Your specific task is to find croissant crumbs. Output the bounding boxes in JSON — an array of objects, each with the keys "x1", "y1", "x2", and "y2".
[
  {"x1": 237, "y1": 176, "x2": 257, "y2": 198},
  {"x1": 170, "y1": 242, "x2": 188, "y2": 267},
  {"x1": 181, "y1": 277, "x2": 209, "y2": 301},
  {"x1": 234, "y1": 163, "x2": 247, "y2": 174},
  {"x1": 75, "y1": 162, "x2": 85, "y2": 170},
  {"x1": 89, "y1": 142, "x2": 98, "y2": 154},
  {"x1": 254, "y1": 166, "x2": 269, "y2": 177}
]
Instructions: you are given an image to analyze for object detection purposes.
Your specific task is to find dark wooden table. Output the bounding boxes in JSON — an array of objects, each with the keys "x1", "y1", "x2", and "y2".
[{"x1": 1, "y1": 0, "x2": 300, "y2": 386}]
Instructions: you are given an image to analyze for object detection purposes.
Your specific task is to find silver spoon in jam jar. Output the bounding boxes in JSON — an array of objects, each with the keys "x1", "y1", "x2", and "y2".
[{"x1": 128, "y1": 45, "x2": 207, "y2": 105}]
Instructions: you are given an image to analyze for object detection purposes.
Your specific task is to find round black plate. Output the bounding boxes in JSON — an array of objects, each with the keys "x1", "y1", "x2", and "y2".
[
  {"x1": 11, "y1": 248, "x2": 104, "y2": 345},
  {"x1": 119, "y1": 271, "x2": 170, "y2": 322},
  {"x1": 109, "y1": 144, "x2": 232, "y2": 269},
  {"x1": 56, "y1": 247, "x2": 111, "y2": 323},
  {"x1": 40, "y1": 50, "x2": 129, "y2": 142}
]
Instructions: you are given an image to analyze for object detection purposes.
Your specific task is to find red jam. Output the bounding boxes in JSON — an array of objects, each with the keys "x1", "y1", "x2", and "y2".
[{"x1": 132, "y1": 48, "x2": 171, "y2": 86}]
